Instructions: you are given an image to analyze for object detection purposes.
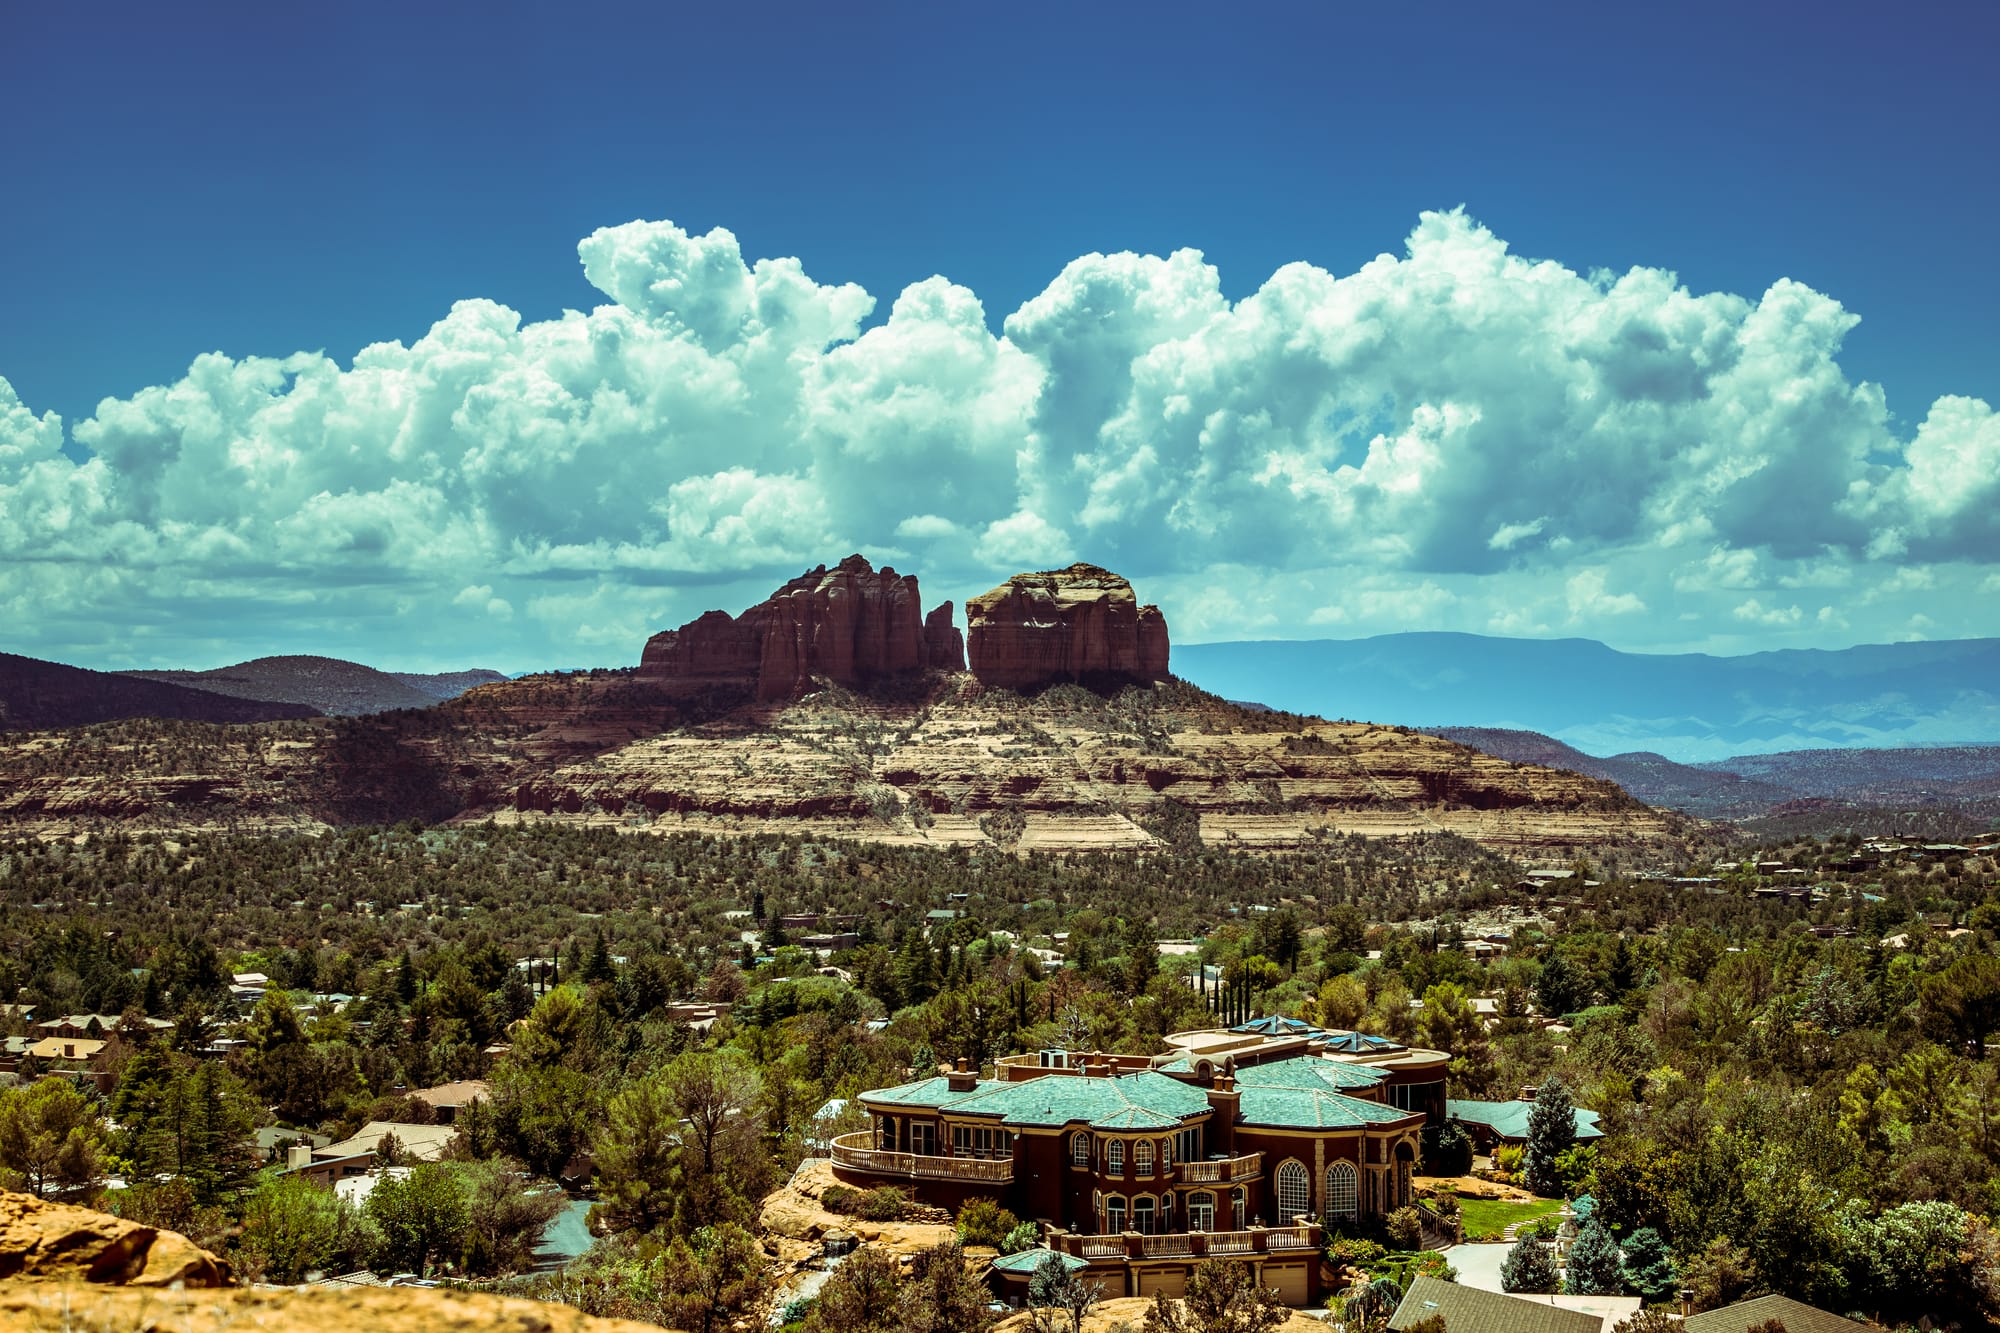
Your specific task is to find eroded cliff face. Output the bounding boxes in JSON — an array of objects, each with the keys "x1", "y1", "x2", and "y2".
[
  {"x1": 966, "y1": 563, "x2": 1170, "y2": 692},
  {"x1": 638, "y1": 555, "x2": 952, "y2": 702}
]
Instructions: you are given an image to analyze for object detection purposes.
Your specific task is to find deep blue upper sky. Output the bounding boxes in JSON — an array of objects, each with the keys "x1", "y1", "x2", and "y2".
[
  {"x1": 7, "y1": 1, "x2": 1994, "y2": 432},
  {"x1": 2, "y1": 1, "x2": 1997, "y2": 673}
]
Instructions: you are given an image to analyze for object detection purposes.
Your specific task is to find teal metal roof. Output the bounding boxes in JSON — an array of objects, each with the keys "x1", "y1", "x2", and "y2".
[
  {"x1": 863, "y1": 1076, "x2": 1005, "y2": 1108},
  {"x1": 943, "y1": 1070, "x2": 1211, "y2": 1130},
  {"x1": 1446, "y1": 1098, "x2": 1604, "y2": 1141},
  {"x1": 990, "y1": 1248, "x2": 1089, "y2": 1275},
  {"x1": 1237, "y1": 1085, "x2": 1415, "y2": 1129},
  {"x1": 1233, "y1": 1054, "x2": 1384, "y2": 1092}
]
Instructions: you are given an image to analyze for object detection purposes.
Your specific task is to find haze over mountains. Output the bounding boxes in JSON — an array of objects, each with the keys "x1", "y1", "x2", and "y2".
[
  {"x1": 123, "y1": 656, "x2": 506, "y2": 717},
  {"x1": 1175, "y1": 633, "x2": 2000, "y2": 763}
]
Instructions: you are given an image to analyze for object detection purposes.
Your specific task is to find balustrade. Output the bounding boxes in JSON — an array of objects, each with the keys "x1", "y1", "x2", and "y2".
[{"x1": 829, "y1": 1132, "x2": 1013, "y2": 1183}]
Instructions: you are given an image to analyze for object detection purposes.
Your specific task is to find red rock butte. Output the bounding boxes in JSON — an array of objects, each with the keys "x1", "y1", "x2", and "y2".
[
  {"x1": 966, "y1": 562, "x2": 1170, "y2": 692},
  {"x1": 638, "y1": 554, "x2": 964, "y2": 702}
]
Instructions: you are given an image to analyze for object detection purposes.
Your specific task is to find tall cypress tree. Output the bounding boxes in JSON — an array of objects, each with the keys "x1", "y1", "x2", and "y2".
[{"x1": 1523, "y1": 1074, "x2": 1577, "y2": 1197}]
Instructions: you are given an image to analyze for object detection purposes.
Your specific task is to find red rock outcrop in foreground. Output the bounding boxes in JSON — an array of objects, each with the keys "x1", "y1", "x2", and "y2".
[
  {"x1": 966, "y1": 563, "x2": 1170, "y2": 692},
  {"x1": 638, "y1": 555, "x2": 962, "y2": 701},
  {"x1": 0, "y1": 1188, "x2": 230, "y2": 1286}
]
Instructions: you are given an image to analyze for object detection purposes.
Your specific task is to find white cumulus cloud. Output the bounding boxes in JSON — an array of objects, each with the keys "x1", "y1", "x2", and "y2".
[{"x1": 0, "y1": 209, "x2": 1994, "y2": 669}]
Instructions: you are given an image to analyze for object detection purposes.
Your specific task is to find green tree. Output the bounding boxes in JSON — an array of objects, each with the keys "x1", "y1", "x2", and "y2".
[
  {"x1": 955, "y1": 1197, "x2": 1021, "y2": 1250},
  {"x1": 0, "y1": 1079, "x2": 106, "y2": 1198},
  {"x1": 802, "y1": 1245, "x2": 902, "y2": 1333},
  {"x1": 1141, "y1": 1259, "x2": 1288, "y2": 1333},
  {"x1": 1025, "y1": 1251, "x2": 1101, "y2": 1333},
  {"x1": 1537, "y1": 952, "x2": 1587, "y2": 1017},
  {"x1": 894, "y1": 1239, "x2": 994, "y2": 1333},
  {"x1": 1564, "y1": 1216, "x2": 1624, "y2": 1295},
  {"x1": 367, "y1": 1161, "x2": 470, "y2": 1277},
  {"x1": 237, "y1": 1170, "x2": 376, "y2": 1282},
  {"x1": 457, "y1": 1159, "x2": 564, "y2": 1276},
  {"x1": 660, "y1": 1223, "x2": 766, "y2": 1333},
  {"x1": 1921, "y1": 952, "x2": 2000, "y2": 1057},
  {"x1": 1500, "y1": 1237, "x2": 1560, "y2": 1293},
  {"x1": 1522, "y1": 1074, "x2": 1577, "y2": 1197},
  {"x1": 1620, "y1": 1226, "x2": 1677, "y2": 1304},
  {"x1": 594, "y1": 1071, "x2": 680, "y2": 1234},
  {"x1": 660, "y1": 1049, "x2": 769, "y2": 1235}
]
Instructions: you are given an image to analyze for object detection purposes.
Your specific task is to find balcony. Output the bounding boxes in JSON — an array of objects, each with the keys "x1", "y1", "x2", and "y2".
[
  {"x1": 1047, "y1": 1218, "x2": 1322, "y2": 1264},
  {"x1": 1177, "y1": 1151, "x2": 1262, "y2": 1184},
  {"x1": 830, "y1": 1132, "x2": 1014, "y2": 1183}
]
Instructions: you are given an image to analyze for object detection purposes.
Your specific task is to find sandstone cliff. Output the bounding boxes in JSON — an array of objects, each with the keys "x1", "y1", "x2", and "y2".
[
  {"x1": 0, "y1": 1188, "x2": 230, "y2": 1286},
  {"x1": 0, "y1": 1188, "x2": 673, "y2": 1333},
  {"x1": 922, "y1": 602, "x2": 965, "y2": 673},
  {"x1": 639, "y1": 555, "x2": 955, "y2": 702},
  {"x1": 966, "y1": 563, "x2": 1170, "y2": 692}
]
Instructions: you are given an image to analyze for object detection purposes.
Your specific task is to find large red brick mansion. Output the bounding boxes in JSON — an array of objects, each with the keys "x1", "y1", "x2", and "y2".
[{"x1": 830, "y1": 1017, "x2": 1450, "y2": 1305}]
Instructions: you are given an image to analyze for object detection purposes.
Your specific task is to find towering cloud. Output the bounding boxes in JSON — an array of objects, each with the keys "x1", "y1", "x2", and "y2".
[{"x1": 0, "y1": 210, "x2": 1991, "y2": 667}]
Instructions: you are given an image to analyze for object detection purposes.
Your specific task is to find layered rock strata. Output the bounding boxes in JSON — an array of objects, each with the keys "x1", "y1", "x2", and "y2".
[
  {"x1": 966, "y1": 563, "x2": 1170, "y2": 691},
  {"x1": 639, "y1": 555, "x2": 955, "y2": 701}
]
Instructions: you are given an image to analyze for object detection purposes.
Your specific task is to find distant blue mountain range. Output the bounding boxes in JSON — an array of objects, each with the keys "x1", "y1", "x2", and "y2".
[{"x1": 1174, "y1": 634, "x2": 2000, "y2": 764}]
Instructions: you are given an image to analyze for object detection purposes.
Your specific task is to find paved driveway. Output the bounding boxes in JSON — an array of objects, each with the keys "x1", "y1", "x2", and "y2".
[{"x1": 1440, "y1": 1242, "x2": 1511, "y2": 1292}]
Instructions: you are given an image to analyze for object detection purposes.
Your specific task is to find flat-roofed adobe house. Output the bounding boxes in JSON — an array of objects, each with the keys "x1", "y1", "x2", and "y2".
[{"x1": 831, "y1": 1018, "x2": 1449, "y2": 1306}]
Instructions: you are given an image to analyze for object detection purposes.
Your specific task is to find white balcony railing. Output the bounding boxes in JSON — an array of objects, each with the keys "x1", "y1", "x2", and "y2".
[
  {"x1": 830, "y1": 1132, "x2": 1013, "y2": 1183},
  {"x1": 1178, "y1": 1152, "x2": 1262, "y2": 1184}
]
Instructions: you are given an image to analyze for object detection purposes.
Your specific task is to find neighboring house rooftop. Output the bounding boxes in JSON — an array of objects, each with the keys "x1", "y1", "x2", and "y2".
[
  {"x1": 990, "y1": 1248, "x2": 1089, "y2": 1275},
  {"x1": 408, "y1": 1079, "x2": 489, "y2": 1110},
  {"x1": 1682, "y1": 1294, "x2": 1872, "y2": 1333},
  {"x1": 26, "y1": 1037, "x2": 107, "y2": 1061},
  {"x1": 1447, "y1": 1098, "x2": 1604, "y2": 1142},
  {"x1": 1388, "y1": 1275, "x2": 1603, "y2": 1333},
  {"x1": 318, "y1": 1120, "x2": 458, "y2": 1162}
]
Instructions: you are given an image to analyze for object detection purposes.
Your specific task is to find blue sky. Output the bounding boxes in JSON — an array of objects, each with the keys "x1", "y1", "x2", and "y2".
[{"x1": 2, "y1": 0, "x2": 1996, "y2": 672}]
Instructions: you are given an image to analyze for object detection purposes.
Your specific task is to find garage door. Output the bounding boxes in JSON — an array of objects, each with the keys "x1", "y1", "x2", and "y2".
[
  {"x1": 1266, "y1": 1263, "x2": 1309, "y2": 1307},
  {"x1": 1137, "y1": 1268, "x2": 1185, "y2": 1299}
]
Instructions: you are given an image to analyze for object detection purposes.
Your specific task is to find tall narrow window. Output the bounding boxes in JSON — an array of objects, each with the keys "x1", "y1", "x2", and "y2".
[
  {"x1": 1325, "y1": 1161, "x2": 1359, "y2": 1219},
  {"x1": 1072, "y1": 1132, "x2": 1090, "y2": 1166},
  {"x1": 1135, "y1": 1140, "x2": 1154, "y2": 1174},
  {"x1": 1231, "y1": 1187, "x2": 1246, "y2": 1230},
  {"x1": 1133, "y1": 1196, "x2": 1156, "y2": 1233},
  {"x1": 1275, "y1": 1160, "x2": 1311, "y2": 1221},
  {"x1": 1187, "y1": 1191, "x2": 1215, "y2": 1231},
  {"x1": 1107, "y1": 1140, "x2": 1125, "y2": 1174},
  {"x1": 1105, "y1": 1196, "x2": 1127, "y2": 1234}
]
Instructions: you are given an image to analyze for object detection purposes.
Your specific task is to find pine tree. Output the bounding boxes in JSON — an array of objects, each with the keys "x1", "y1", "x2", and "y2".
[
  {"x1": 1565, "y1": 1217, "x2": 1624, "y2": 1295},
  {"x1": 1500, "y1": 1236, "x2": 1560, "y2": 1293},
  {"x1": 1620, "y1": 1226, "x2": 1678, "y2": 1304},
  {"x1": 1523, "y1": 1074, "x2": 1577, "y2": 1197}
]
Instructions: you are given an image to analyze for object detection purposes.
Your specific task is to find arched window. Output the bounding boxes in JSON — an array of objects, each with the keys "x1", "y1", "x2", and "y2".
[
  {"x1": 1160, "y1": 1137, "x2": 1173, "y2": 1167},
  {"x1": 1135, "y1": 1140, "x2": 1154, "y2": 1174},
  {"x1": 1231, "y1": 1187, "x2": 1247, "y2": 1230},
  {"x1": 1275, "y1": 1160, "x2": 1311, "y2": 1221},
  {"x1": 1133, "y1": 1196, "x2": 1156, "y2": 1233},
  {"x1": 1187, "y1": 1191, "x2": 1215, "y2": 1231},
  {"x1": 1105, "y1": 1195, "x2": 1127, "y2": 1234},
  {"x1": 1107, "y1": 1140, "x2": 1125, "y2": 1174},
  {"x1": 1072, "y1": 1132, "x2": 1090, "y2": 1166},
  {"x1": 1325, "y1": 1160, "x2": 1359, "y2": 1219}
]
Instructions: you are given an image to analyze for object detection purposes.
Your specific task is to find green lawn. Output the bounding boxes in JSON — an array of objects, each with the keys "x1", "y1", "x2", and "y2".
[{"x1": 1455, "y1": 1196, "x2": 1564, "y2": 1241}]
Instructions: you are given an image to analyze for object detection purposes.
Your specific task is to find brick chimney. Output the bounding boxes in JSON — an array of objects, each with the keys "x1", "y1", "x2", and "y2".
[
  {"x1": 946, "y1": 1057, "x2": 979, "y2": 1093},
  {"x1": 1520, "y1": 1084, "x2": 1538, "y2": 1103},
  {"x1": 1205, "y1": 1063, "x2": 1240, "y2": 1155}
]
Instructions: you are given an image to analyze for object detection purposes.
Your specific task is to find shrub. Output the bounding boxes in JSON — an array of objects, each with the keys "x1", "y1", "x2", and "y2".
[
  {"x1": 1326, "y1": 1235, "x2": 1388, "y2": 1268},
  {"x1": 1525, "y1": 1214, "x2": 1562, "y2": 1241},
  {"x1": 956, "y1": 1197, "x2": 1021, "y2": 1249},
  {"x1": 1419, "y1": 1120, "x2": 1473, "y2": 1177},
  {"x1": 1494, "y1": 1144, "x2": 1524, "y2": 1175},
  {"x1": 855, "y1": 1186, "x2": 908, "y2": 1221},
  {"x1": 1385, "y1": 1207, "x2": 1423, "y2": 1250},
  {"x1": 1500, "y1": 1237, "x2": 1560, "y2": 1294},
  {"x1": 821, "y1": 1184, "x2": 861, "y2": 1215},
  {"x1": 1001, "y1": 1220, "x2": 1039, "y2": 1254}
]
